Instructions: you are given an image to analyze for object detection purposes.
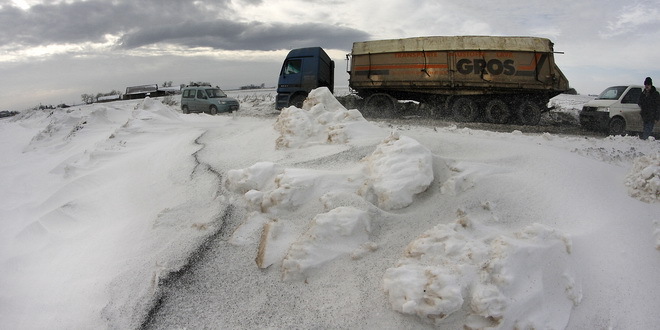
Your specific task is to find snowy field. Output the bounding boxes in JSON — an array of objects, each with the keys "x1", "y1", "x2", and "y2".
[{"x1": 1, "y1": 89, "x2": 658, "y2": 329}]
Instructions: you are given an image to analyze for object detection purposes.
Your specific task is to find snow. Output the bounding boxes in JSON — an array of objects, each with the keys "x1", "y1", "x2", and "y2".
[{"x1": 1, "y1": 88, "x2": 659, "y2": 329}]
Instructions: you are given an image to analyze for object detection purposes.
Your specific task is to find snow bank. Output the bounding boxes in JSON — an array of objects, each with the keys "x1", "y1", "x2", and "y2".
[
  {"x1": 227, "y1": 89, "x2": 433, "y2": 280},
  {"x1": 274, "y1": 87, "x2": 384, "y2": 148},
  {"x1": 227, "y1": 131, "x2": 434, "y2": 278},
  {"x1": 362, "y1": 132, "x2": 434, "y2": 210},
  {"x1": 383, "y1": 211, "x2": 579, "y2": 329},
  {"x1": 625, "y1": 152, "x2": 660, "y2": 203}
]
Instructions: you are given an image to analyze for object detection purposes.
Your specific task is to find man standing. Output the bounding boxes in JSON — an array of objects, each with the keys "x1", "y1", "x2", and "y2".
[{"x1": 638, "y1": 77, "x2": 660, "y2": 140}]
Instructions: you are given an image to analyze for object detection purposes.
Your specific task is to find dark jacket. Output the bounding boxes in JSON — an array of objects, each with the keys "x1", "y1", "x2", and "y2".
[{"x1": 638, "y1": 86, "x2": 660, "y2": 122}]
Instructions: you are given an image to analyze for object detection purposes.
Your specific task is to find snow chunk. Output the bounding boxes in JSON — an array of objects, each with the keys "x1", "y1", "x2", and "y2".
[
  {"x1": 226, "y1": 162, "x2": 283, "y2": 194},
  {"x1": 625, "y1": 152, "x2": 660, "y2": 203},
  {"x1": 256, "y1": 218, "x2": 298, "y2": 269},
  {"x1": 274, "y1": 87, "x2": 385, "y2": 149},
  {"x1": 383, "y1": 214, "x2": 578, "y2": 328},
  {"x1": 361, "y1": 132, "x2": 434, "y2": 210},
  {"x1": 281, "y1": 207, "x2": 372, "y2": 280}
]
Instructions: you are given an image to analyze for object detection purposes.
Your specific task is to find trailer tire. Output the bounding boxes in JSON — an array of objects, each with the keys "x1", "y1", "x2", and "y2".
[
  {"x1": 608, "y1": 117, "x2": 626, "y2": 136},
  {"x1": 452, "y1": 98, "x2": 479, "y2": 122},
  {"x1": 517, "y1": 100, "x2": 541, "y2": 125},
  {"x1": 485, "y1": 99, "x2": 510, "y2": 124},
  {"x1": 365, "y1": 93, "x2": 397, "y2": 118}
]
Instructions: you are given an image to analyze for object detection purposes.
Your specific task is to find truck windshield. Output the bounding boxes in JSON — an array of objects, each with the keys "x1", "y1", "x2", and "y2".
[
  {"x1": 282, "y1": 59, "x2": 302, "y2": 75},
  {"x1": 596, "y1": 86, "x2": 627, "y2": 100},
  {"x1": 205, "y1": 89, "x2": 227, "y2": 98}
]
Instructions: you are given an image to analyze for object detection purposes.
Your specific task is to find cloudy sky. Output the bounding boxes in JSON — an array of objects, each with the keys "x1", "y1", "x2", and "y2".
[{"x1": 1, "y1": 0, "x2": 659, "y2": 110}]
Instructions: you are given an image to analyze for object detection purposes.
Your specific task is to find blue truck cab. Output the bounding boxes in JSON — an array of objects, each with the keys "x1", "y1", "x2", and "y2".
[{"x1": 276, "y1": 47, "x2": 335, "y2": 109}]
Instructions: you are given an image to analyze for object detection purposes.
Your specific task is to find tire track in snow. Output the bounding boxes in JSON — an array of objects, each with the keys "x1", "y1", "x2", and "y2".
[{"x1": 139, "y1": 131, "x2": 239, "y2": 329}]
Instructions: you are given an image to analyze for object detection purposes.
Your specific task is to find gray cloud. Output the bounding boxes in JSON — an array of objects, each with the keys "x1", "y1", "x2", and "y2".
[
  {"x1": 0, "y1": 0, "x2": 221, "y2": 46},
  {"x1": 0, "y1": 0, "x2": 369, "y2": 52},
  {"x1": 116, "y1": 20, "x2": 369, "y2": 51}
]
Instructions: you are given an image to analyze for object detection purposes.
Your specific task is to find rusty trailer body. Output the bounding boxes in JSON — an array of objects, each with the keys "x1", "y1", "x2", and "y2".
[{"x1": 348, "y1": 36, "x2": 570, "y2": 124}]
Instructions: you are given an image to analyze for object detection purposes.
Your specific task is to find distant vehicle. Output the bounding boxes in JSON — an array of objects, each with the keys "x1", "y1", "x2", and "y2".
[
  {"x1": 124, "y1": 84, "x2": 175, "y2": 100},
  {"x1": 0, "y1": 110, "x2": 19, "y2": 118},
  {"x1": 180, "y1": 84, "x2": 239, "y2": 115},
  {"x1": 276, "y1": 36, "x2": 570, "y2": 125},
  {"x1": 276, "y1": 47, "x2": 335, "y2": 109},
  {"x1": 579, "y1": 85, "x2": 658, "y2": 136}
]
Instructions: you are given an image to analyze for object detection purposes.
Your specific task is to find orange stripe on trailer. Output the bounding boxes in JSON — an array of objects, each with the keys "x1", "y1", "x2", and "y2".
[{"x1": 354, "y1": 64, "x2": 448, "y2": 71}]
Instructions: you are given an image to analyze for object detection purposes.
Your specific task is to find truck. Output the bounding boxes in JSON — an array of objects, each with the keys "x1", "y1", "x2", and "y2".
[
  {"x1": 276, "y1": 36, "x2": 570, "y2": 125},
  {"x1": 276, "y1": 47, "x2": 335, "y2": 109},
  {"x1": 123, "y1": 84, "x2": 174, "y2": 100}
]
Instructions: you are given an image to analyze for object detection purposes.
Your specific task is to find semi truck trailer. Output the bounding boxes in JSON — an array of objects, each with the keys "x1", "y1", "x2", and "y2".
[{"x1": 277, "y1": 36, "x2": 570, "y2": 125}]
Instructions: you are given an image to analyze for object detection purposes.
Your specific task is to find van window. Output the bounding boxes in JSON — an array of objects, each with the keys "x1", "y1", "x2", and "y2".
[
  {"x1": 597, "y1": 86, "x2": 627, "y2": 100},
  {"x1": 621, "y1": 88, "x2": 642, "y2": 104},
  {"x1": 282, "y1": 59, "x2": 302, "y2": 75},
  {"x1": 196, "y1": 90, "x2": 206, "y2": 99},
  {"x1": 183, "y1": 89, "x2": 193, "y2": 98}
]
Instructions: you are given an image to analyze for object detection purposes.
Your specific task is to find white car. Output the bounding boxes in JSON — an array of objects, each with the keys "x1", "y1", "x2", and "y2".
[{"x1": 579, "y1": 85, "x2": 659, "y2": 136}]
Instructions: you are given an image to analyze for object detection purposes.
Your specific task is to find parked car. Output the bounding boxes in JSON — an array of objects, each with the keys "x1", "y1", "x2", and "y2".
[
  {"x1": 180, "y1": 84, "x2": 239, "y2": 115},
  {"x1": 579, "y1": 85, "x2": 659, "y2": 136}
]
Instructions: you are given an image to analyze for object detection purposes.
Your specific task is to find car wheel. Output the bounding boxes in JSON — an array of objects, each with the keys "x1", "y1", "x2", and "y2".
[
  {"x1": 608, "y1": 117, "x2": 626, "y2": 136},
  {"x1": 182, "y1": 106, "x2": 189, "y2": 114},
  {"x1": 210, "y1": 105, "x2": 218, "y2": 115}
]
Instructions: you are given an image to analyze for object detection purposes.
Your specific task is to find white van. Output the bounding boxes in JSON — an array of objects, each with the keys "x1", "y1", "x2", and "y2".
[{"x1": 579, "y1": 85, "x2": 659, "y2": 136}]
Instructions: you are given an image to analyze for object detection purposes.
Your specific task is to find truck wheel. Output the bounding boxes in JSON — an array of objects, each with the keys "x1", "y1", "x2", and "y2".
[
  {"x1": 289, "y1": 94, "x2": 307, "y2": 109},
  {"x1": 485, "y1": 99, "x2": 510, "y2": 124},
  {"x1": 452, "y1": 98, "x2": 478, "y2": 122},
  {"x1": 517, "y1": 100, "x2": 541, "y2": 125},
  {"x1": 182, "y1": 106, "x2": 189, "y2": 114},
  {"x1": 210, "y1": 105, "x2": 218, "y2": 115},
  {"x1": 608, "y1": 117, "x2": 626, "y2": 136},
  {"x1": 365, "y1": 93, "x2": 397, "y2": 118}
]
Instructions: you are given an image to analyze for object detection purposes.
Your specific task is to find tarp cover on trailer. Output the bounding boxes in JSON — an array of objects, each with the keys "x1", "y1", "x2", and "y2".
[{"x1": 352, "y1": 36, "x2": 554, "y2": 55}]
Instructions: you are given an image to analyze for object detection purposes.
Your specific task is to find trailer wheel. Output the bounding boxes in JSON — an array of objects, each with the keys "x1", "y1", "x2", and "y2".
[
  {"x1": 608, "y1": 117, "x2": 626, "y2": 136},
  {"x1": 517, "y1": 100, "x2": 541, "y2": 125},
  {"x1": 364, "y1": 93, "x2": 397, "y2": 118},
  {"x1": 452, "y1": 98, "x2": 478, "y2": 122},
  {"x1": 485, "y1": 99, "x2": 510, "y2": 124}
]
